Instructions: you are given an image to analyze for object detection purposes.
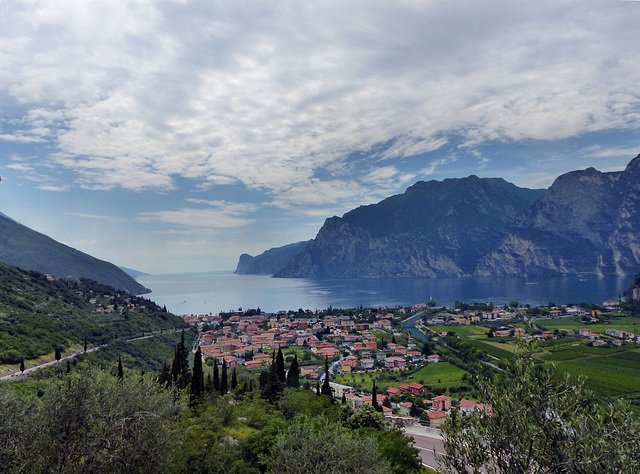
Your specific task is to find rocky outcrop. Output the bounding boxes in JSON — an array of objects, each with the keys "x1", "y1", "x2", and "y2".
[
  {"x1": 276, "y1": 176, "x2": 545, "y2": 278},
  {"x1": 477, "y1": 155, "x2": 640, "y2": 277},
  {"x1": 235, "y1": 240, "x2": 312, "y2": 275}
]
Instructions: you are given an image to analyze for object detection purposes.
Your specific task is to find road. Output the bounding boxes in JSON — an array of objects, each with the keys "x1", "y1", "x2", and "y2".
[
  {"x1": 403, "y1": 426, "x2": 445, "y2": 471},
  {"x1": 0, "y1": 330, "x2": 181, "y2": 381}
]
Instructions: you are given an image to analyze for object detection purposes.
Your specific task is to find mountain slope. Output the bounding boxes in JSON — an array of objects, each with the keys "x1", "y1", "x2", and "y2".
[
  {"x1": 235, "y1": 240, "x2": 312, "y2": 275},
  {"x1": 276, "y1": 177, "x2": 545, "y2": 278},
  {"x1": 0, "y1": 213, "x2": 148, "y2": 294},
  {"x1": 477, "y1": 155, "x2": 640, "y2": 277},
  {"x1": 0, "y1": 262, "x2": 187, "y2": 364}
]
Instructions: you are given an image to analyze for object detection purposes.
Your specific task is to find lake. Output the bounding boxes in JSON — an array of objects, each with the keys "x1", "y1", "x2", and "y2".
[{"x1": 137, "y1": 272, "x2": 632, "y2": 316}]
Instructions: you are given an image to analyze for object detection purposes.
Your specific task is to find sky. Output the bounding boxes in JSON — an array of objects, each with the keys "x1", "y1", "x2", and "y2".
[{"x1": 2, "y1": 0, "x2": 640, "y2": 274}]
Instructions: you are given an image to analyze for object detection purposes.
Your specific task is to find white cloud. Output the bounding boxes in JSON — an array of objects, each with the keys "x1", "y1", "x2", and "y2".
[
  {"x1": 2, "y1": 0, "x2": 640, "y2": 208},
  {"x1": 139, "y1": 208, "x2": 255, "y2": 229}
]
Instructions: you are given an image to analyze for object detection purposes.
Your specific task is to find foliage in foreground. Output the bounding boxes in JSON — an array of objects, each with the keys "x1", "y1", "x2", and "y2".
[
  {"x1": 1, "y1": 369, "x2": 425, "y2": 473},
  {"x1": 440, "y1": 347, "x2": 640, "y2": 473},
  {"x1": 0, "y1": 369, "x2": 184, "y2": 473}
]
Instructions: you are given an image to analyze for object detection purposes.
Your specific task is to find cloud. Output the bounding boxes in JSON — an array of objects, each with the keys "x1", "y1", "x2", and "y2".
[
  {"x1": 139, "y1": 207, "x2": 255, "y2": 229},
  {"x1": 2, "y1": 0, "x2": 640, "y2": 208}
]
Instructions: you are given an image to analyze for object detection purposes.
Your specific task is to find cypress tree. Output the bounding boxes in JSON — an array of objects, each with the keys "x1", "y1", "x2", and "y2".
[
  {"x1": 190, "y1": 347, "x2": 204, "y2": 401},
  {"x1": 372, "y1": 381, "x2": 378, "y2": 410},
  {"x1": 171, "y1": 348, "x2": 180, "y2": 385},
  {"x1": 117, "y1": 356, "x2": 124, "y2": 380},
  {"x1": 316, "y1": 381, "x2": 321, "y2": 397},
  {"x1": 20, "y1": 359, "x2": 25, "y2": 373},
  {"x1": 177, "y1": 331, "x2": 191, "y2": 389},
  {"x1": 259, "y1": 369, "x2": 269, "y2": 389},
  {"x1": 220, "y1": 363, "x2": 228, "y2": 394},
  {"x1": 231, "y1": 366, "x2": 238, "y2": 390},
  {"x1": 321, "y1": 356, "x2": 332, "y2": 400},
  {"x1": 213, "y1": 360, "x2": 220, "y2": 392},
  {"x1": 275, "y1": 347, "x2": 286, "y2": 383},
  {"x1": 55, "y1": 347, "x2": 61, "y2": 361},
  {"x1": 262, "y1": 359, "x2": 283, "y2": 403},
  {"x1": 83, "y1": 337, "x2": 87, "y2": 353},
  {"x1": 286, "y1": 354, "x2": 300, "y2": 388},
  {"x1": 248, "y1": 380, "x2": 253, "y2": 392},
  {"x1": 342, "y1": 393, "x2": 347, "y2": 404},
  {"x1": 158, "y1": 361, "x2": 172, "y2": 388},
  {"x1": 205, "y1": 372, "x2": 213, "y2": 393},
  {"x1": 66, "y1": 360, "x2": 71, "y2": 373}
]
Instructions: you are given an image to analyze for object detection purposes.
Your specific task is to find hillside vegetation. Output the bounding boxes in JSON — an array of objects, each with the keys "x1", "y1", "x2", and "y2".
[{"x1": 0, "y1": 262, "x2": 188, "y2": 365}]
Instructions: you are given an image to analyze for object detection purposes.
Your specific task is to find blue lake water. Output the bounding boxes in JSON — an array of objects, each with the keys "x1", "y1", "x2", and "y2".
[{"x1": 137, "y1": 272, "x2": 632, "y2": 316}]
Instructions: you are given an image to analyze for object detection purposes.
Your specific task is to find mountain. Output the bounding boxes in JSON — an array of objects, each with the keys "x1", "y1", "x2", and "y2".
[
  {"x1": 235, "y1": 240, "x2": 312, "y2": 274},
  {"x1": 0, "y1": 213, "x2": 149, "y2": 294},
  {"x1": 477, "y1": 155, "x2": 640, "y2": 278},
  {"x1": 276, "y1": 177, "x2": 545, "y2": 278}
]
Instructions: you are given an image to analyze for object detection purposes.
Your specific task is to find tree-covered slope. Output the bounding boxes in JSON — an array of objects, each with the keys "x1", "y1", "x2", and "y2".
[
  {"x1": 0, "y1": 262, "x2": 187, "y2": 364},
  {"x1": 0, "y1": 213, "x2": 148, "y2": 294}
]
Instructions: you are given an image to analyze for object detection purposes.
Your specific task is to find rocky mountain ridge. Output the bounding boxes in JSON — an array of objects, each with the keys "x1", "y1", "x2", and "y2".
[{"x1": 239, "y1": 154, "x2": 640, "y2": 280}]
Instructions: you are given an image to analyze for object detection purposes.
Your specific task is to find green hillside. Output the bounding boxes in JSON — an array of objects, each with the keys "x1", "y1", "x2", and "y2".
[
  {"x1": 0, "y1": 212, "x2": 148, "y2": 294},
  {"x1": 0, "y1": 262, "x2": 188, "y2": 365}
]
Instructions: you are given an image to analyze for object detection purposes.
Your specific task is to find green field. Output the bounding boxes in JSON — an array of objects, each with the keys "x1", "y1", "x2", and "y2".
[
  {"x1": 427, "y1": 325, "x2": 489, "y2": 338},
  {"x1": 334, "y1": 362, "x2": 467, "y2": 391},
  {"x1": 555, "y1": 352, "x2": 640, "y2": 397},
  {"x1": 466, "y1": 339, "x2": 516, "y2": 360},
  {"x1": 537, "y1": 316, "x2": 640, "y2": 335}
]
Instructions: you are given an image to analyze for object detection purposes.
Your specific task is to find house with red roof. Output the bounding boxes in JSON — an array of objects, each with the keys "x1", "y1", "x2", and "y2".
[
  {"x1": 432, "y1": 395, "x2": 451, "y2": 411},
  {"x1": 426, "y1": 410, "x2": 447, "y2": 428}
]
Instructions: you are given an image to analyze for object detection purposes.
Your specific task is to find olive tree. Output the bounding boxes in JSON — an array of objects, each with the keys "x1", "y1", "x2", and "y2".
[{"x1": 439, "y1": 347, "x2": 640, "y2": 473}]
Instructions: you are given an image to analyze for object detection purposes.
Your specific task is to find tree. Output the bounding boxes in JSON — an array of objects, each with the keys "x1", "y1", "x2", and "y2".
[
  {"x1": 83, "y1": 337, "x2": 87, "y2": 353},
  {"x1": 267, "y1": 416, "x2": 390, "y2": 473},
  {"x1": 19, "y1": 360, "x2": 24, "y2": 373},
  {"x1": 440, "y1": 347, "x2": 640, "y2": 473},
  {"x1": 190, "y1": 347, "x2": 204, "y2": 401},
  {"x1": 286, "y1": 354, "x2": 299, "y2": 388},
  {"x1": 275, "y1": 348, "x2": 286, "y2": 384},
  {"x1": 66, "y1": 360, "x2": 71, "y2": 374},
  {"x1": 231, "y1": 367, "x2": 237, "y2": 391},
  {"x1": 117, "y1": 356, "x2": 124, "y2": 379},
  {"x1": 372, "y1": 381, "x2": 379, "y2": 410},
  {"x1": 220, "y1": 363, "x2": 228, "y2": 395},
  {"x1": 213, "y1": 360, "x2": 220, "y2": 392},
  {"x1": 157, "y1": 361, "x2": 172, "y2": 388},
  {"x1": 320, "y1": 357, "x2": 333, "y2": 400},
  {"x1": 54, "y1": 347, "x2": 61, "y2": 362}
]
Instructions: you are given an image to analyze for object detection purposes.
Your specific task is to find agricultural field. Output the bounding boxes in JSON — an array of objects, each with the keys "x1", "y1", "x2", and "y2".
[
  {"x1": 552, "y1": 348, "x2": 640, "y2": 397},
  {"x1": 333, "y1": 361, "x2": 467, "y2": 392},
  {"x1": 466, "y1": 339, "x2": 517, "y2": 360},
  {"x1": 426, "y1": 324, "x2": 489, "y2": 338},
  {"x1": 536, "y1": 316, "x2": 640, "y2": 335}
]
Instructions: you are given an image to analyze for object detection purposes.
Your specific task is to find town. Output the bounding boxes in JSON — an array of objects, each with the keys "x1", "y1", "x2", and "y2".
[{"x1": 178, "y1": 297, "x2": 640, "y2": 432}]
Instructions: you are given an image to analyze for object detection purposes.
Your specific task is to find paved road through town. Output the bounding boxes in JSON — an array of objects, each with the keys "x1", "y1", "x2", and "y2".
[{"x1": 403, "y1": 426, "x2": 445, "y2": 471}]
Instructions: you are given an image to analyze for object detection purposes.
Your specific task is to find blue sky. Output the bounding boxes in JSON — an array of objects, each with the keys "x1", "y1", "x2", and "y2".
[{"x1": 2, "y1": 0, "x2": 640, "y2": 274}]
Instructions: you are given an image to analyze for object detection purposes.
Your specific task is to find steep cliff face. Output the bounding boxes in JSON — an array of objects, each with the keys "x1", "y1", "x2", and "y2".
[
  {"x1": 234, "y1": 240, "x2": 312, "y2": 275},
  {"x1": 476, "y1": 155, "x2": 640, "y2": 277},
  {"x1": 276, "y1": 177, "x2": 545, "y2": 278}
]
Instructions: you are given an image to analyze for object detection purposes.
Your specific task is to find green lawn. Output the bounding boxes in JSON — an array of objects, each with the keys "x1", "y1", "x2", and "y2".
[{"x1": 333, "y1": 361, "x2": 467, "y2": 391}]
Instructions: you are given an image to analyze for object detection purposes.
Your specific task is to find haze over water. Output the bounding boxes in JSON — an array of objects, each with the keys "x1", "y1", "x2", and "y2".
[{"x1": 138, "y1": 273, "x2": 632, "y2": 316}]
